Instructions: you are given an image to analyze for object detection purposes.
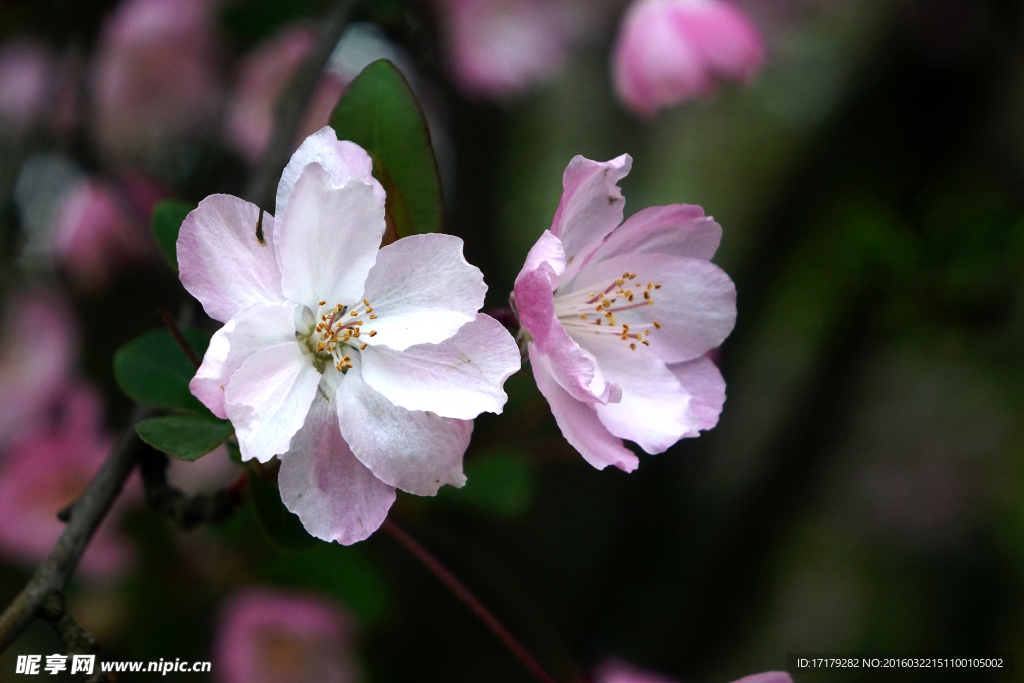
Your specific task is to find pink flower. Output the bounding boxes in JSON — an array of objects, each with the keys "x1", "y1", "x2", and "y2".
[
  {"x1": 0, "y1": 383, "x2": 135, "y2": 582},
  {"x1": 513, "y1": 155, "x2": 735, "y2": 472},
  {"x1": 178, "y1": 127, "x2": 520, "y2": 544},
  {"x1": 612, "y1": 0, "x2": 766, "y2": 116},
  {"x1": 225, "y1": 25, "x2": 346, "y2": 164},
  {"x1": 50, "y1": 178, "x2": 153, "y2": 290},
  {"x1": 432, "y1": 0, "x2": 580, "y2": 100},
  {"x1": 0, "y1": 291, "x2": 77, "y2": 446},
  {"x1": 596, "y1": 660, "x2": 793, "y2": 683},
  {"x1": 213, "y1": 588, "x2": 358, "y2": 683},
  {"x1": 0, "y1": 40, "x2": 55, "y2": 130},
  {"x1": 91, "y1": 0, "x2": 222, "y2": 165}
]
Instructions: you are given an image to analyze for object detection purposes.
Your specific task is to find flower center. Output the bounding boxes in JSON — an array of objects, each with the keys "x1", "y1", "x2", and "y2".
[
  {"x1": 553, "y1": 271, "x2": 661, "y2": 351},
  {"x1": 312, "y1": 297, "x2": 379, "y2": 371}
]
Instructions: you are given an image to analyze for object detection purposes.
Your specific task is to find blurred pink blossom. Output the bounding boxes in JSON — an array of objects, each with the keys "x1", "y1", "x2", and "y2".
[
  {"x1": 213, "y1": 588, "x2": 359, "y2": 683},
  {"x1": 0, "y1": 40, "x2": 55, "y2": 130},
  {"x1": 514, "y1": 154, "x2": 735, "y2": 472},
  {"x1": 0, "y1": 383, "x2": 135, "y2": 582},
  {"x1": 91, "y1": 0, "x2": 222, "y2": 165},
  {"x1": 50, "y1": 178, "x2": 153, "y2": 290},
  {"x1": 0, "y1": 291, "x2": 77, "y2": 446},
  {"x1": 432, "y1": 0, "x2": 583, "y2": 100},
  {"x1": 225, "y1": 25, "x2": 346, "y2": 164},
  {"x1": 596, "y1": 660, "x2": 793, "y2": 683},
  {"x1": 612, "y1": 0, "x2": 766, "y2": 116}
]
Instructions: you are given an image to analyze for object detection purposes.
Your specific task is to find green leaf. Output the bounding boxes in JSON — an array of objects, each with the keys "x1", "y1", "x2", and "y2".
[
  {"x1": 114, "y1": 328, "x2": 210, "y2": 411},
  {"x1": 135, "y1": 414, "x2": 233, "y2": 461},
  {"x1": 249, "y1": 473, "x2": 317, "y2": 552},
  {"x1": 330, "y1": 59, "x2": 442, "y2": 237},
  {"x1": 440, "y1": 448, "x2": 535, "y2": 517},
  {"x1": 151, "y1": 200, "x2": 195, "y2": 270}
]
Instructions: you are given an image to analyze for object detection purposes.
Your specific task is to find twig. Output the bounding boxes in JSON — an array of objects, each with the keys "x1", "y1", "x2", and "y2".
[
  {"x1": 139, "y1": 448, "x2": 247, "y2": 531},
  {"x1": 243, "y1": 0, "x2": 356, "y2": 209},
  {"x1": 0, "y1": 0, "x2": 358, "y2": 656},
  {"x1": 157, "y1": 309, "x2": 201, "y2": 370},
  {"x1": 0, "y1": 405, "x2": 148, "y2": 652},
  {"x1": 381, "y1": 520, "x2": 560, "y2": 683}
]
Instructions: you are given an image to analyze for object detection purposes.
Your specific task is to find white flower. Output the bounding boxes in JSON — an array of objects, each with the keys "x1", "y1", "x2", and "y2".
[{"x1": 177, "y1": 127, "x2": 521, "y2": 544}]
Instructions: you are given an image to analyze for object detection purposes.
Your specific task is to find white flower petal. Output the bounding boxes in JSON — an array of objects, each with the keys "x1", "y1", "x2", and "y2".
[
  {"x1": 190, "y1": 302, "x2": 299, "y2": 420},
  {"x1": 361, "y1": 313, "x2": 520, "y2": 419},
  {"x1": 276, "y1": 126, "x2": 385, "y2": 217},
  {"x1": 670, "y1": 355, "x2": 726, "y2": 434},
  {"x1": 177, "y1": 194, "x2": 283, "y2": 323},
  {"x1": 360, "y1": 233, "x2": 486, "y2": 351},
  {"x1": 279, "y1": 387, "x2": 396, "y2": 545},
  {"x1": 335, "y1": 355, "x2": 471, "y2": 496},
  {"x1": 275, "y1": 163, "x2": 385, "y2": 311},
  {"x1": 224, "y1": 342, "x2": 321, "y2": 463}
]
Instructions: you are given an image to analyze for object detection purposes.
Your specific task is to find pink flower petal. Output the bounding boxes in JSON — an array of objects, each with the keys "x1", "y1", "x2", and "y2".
[
  {"x1": 360, "y1": 234, "x2": 486, "y2": 351},
  {"x1": 551, "y1": 154, "x2": 632, "y2": 280},
  {"x1": 275, "y1": 126, "x2": 385, "y2": 218},
  {"x1": 569, "y1": 252, "x2": 736, "y2": 364},
  {"x1": 361, "y1": 313, "x2": 520, "y2": 419},
  {"x1": 223, "y1": 342, "x2": 321, "y2": 463},
  {"x1": 335, "y1": 355, "x2": 471, "y2": 496},
  {"x1": 595, "y1": 659, "x2": 677, "y2": 683},
  {"x1": 190, "y1": 302, "x2": 299, "y2": 419},
  {"x1": 529, "y1": 343, "x2": 637, "y2": 472},
  {"x1": 669, "y1": 354, "x2": 726, "y2": 434},
  {"x1": 730, "y1": 674, "x2": 793, "y2": 683},
  {"x1": 580, "y1": 334, "x2": 695, "y2": 454},
  {"x1": 177, "y1": 194, "x2": 284, "y2": 323},
  {"x1": 589, "y1": 203, "x2": 722, "y2": 264},
  {"x1": 275, "y1": 164, "x2": 385, "y2": 312},
  {"x1": 279, "y1": 388, "x2": 396, "y2": 545}
]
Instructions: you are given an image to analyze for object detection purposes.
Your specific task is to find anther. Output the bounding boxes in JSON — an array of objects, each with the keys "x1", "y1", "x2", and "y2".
[
  {"x1": 350, "y1": 310, "x2": 358, "y2": 316},
  {"x1": 642, "y1": 340, "x2": 649, "y2": 346},
  {"x1": 363, "y1": 298, "x2": 369, "y2": 306},
  {"x1": 360, "y1": 343, "x2": 367, "y2": 350},
  {"x1": 653, "y1": 321, "x2": 661, "y2": 329},
  {"x1": 319, "y1": 300, "x2": 327, "y2": 306},
  {"x1": 630, "y1": 343, "x2": 636, "y2": 350},
  {"x1": 369, "y1": 314, "x2": 377, "y2": 320},
  {"x1": 369, "y1": 330, "x2": 377, "y2": 337}
]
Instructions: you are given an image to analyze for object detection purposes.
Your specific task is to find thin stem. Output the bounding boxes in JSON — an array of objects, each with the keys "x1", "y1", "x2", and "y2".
[
  {"x1": 158, "y1": 308, "x2": 201, "y2": 370},
  {"x1": 381, "y1": 520, "x2": 560, "y2": 683},
  {"x1": 243, "y1": 0, "x2": 356, "y2": 208}
]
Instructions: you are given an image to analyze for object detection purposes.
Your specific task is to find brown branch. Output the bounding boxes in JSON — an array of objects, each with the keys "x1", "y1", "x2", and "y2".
[
  {"x1": 381, "y1": 521, "x2": 561, "y2": 683},
  {"x1": 0, "y1": 0, "x2": 358, "y2": 657},
  {"x1": 243, "y1": 0, "x2": 356, "y2": 208}
]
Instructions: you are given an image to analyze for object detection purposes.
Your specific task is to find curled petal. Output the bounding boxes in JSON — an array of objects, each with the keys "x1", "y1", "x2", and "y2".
[
  {"x1": 276, "y1": 126, "x2": 385, "y2": 217},
  {"x1": 335, "y1": 356, "x2": 470, "y2": 496},
  {"x1": 550, "y1": 154, "x2": 632, "y2": 280},
  {"x1": 177, "y1": 194, "x2": 284, "y2": 323},
  {"x1": 279, "y1": 385, "x2": 396, "y2": 545},
  {"x1": 224, "y1": 342, "x2": 321, "y2": 463},
  {"x1": 190, "y1": 302, "x2": 298, "y2": 419},
  {"x1": 530, "y1": 344, "x2": 637, "y2": 472},
  {"x1": 275, "y1": 164, "x2": 385, "y2": 312},
  {"x1": 361, "y1": 313, "x2": 520, "y2": 419},
  {"x1": 360, "y1": 234, "x2": 486, "y2": 351}
]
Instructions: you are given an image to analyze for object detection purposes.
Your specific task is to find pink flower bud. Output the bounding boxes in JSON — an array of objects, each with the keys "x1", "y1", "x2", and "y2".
[
  {"x1": 213, "y1": 589, "x2": 359, "y2": 683},
  {"x1": 50, "y1": 178, "x2": 153, "y2": 291},
  {"x1": 91, "y1": 0, "x2": 222, "y2": 165},
  {"x1": 0, "y1": 40, "x2": 55, "y2": 131},
  {"x1": 612, "y1": 0, "x2": 766, "y2": 116},
  {"x1": 432, "y1": 0, "x2": 576, "y2": 100}
]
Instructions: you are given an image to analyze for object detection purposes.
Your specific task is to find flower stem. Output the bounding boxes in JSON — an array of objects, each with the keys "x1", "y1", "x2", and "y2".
[
  {"x1": 158, "y1": 308, "x2": 201, "y2": 370},
  {"x1": 381, "y1": 520, "x2": 560, "y2": 683}
]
